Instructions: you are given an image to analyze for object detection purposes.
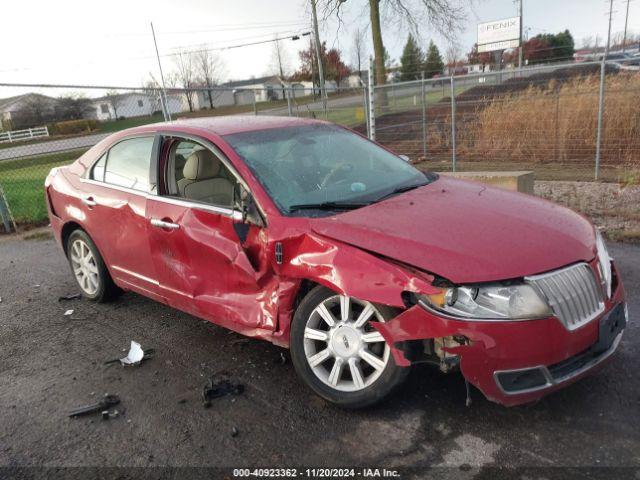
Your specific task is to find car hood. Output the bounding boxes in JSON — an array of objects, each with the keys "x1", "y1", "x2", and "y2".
[{"x1": 309, "y1": 176, "x2": 596, "y2": 284}]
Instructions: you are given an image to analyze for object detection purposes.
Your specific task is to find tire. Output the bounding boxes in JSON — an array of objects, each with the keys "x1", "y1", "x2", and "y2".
[
  {"x1": 290, "y1": 286, "x2": 410, "y2": 408},
  {"x1": 66, "y1": 229, "x2": 120, "y2": 303}
]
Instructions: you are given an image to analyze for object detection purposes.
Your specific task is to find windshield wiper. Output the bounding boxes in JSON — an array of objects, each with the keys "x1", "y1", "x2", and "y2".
[
  {"x1": 373, "y1": 182, "x2": 427, "y2": 203},
  {"x1": 288, "y1": 201, "x2": 370, "y2": 212}
]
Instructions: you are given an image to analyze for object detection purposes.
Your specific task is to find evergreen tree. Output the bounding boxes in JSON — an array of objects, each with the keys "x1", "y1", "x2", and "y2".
[
  {"x1": 399, "y1": 34, "x2": 424, "y2": 81},
  {"x1": 424, "y1": 41, "x2": 444, "y2": 78}
]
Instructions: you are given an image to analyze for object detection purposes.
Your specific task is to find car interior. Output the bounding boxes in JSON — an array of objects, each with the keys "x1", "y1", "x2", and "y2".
[{"x1": 166, "y1": 140, "x2": 237, "y2": 207}]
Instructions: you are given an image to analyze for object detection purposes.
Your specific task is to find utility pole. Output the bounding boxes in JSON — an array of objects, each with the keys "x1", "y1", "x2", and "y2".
[
  {"x1": 622, "y1": 0, "x2": 631, "y2": 54},
  {"x1": 518, "y1": 0, "x2": 524, "y2": 69},
  {"x1": 274, "y1": 37, "x2": 287, "y2": 101},
  {"x1": 595, "y1": 0, "x2": 614, "y2": 180},
  {"x1": 309, "y1": 35, "x2": 317, "y2": 99},
  {"x1": 150, "y1": 22, "x2": 171, "y2": 122},
  {"x1": 605, "y1": 0, "x2": 614, "y2": 56},
  {"x1": 310, "y1": 0, "x2": 327, "y2": 112}
]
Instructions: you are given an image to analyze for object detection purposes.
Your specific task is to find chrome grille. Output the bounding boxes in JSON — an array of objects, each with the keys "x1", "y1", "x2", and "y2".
[{"x1": 526, "y1": 263, "x2": 605, "y2": 330}]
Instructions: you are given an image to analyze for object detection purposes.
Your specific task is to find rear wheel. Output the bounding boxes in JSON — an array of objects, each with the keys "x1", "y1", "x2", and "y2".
[
  {"x1": 66, "y1": 230, "x2": 119, "y2": 302},
  {"x1": 290, "y1": 286, "x2": 409, "y2": 408}
]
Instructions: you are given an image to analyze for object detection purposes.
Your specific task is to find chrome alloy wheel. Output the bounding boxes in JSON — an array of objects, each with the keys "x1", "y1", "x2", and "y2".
[
  {"x1": 303, "y1": 295, "x2": 390, "y2": 392},
  {"x1": 70, "y1": 239, "x2": 99, "y2": 295}
]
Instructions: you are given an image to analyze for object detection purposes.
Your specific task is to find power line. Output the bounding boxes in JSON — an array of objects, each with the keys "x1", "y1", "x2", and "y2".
[
  {"x1": 102, "y1": 20, "x2": 309, "y2": 37},
  {"x1": 0, "y1": 30, "x2": 311, "y2": 74}
]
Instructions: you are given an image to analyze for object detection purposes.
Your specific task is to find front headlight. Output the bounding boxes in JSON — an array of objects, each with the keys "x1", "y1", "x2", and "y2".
[
  {"x1": 595, "y1": 230, "x2": 612, "y2": 298},
  {"x1": 419, "y1": 283, "x2": 552, "y2": 320}
]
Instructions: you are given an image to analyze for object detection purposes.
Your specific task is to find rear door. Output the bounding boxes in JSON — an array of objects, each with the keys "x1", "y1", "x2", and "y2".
[
  {"x1": 145, "y1": 135, "x2": 274, "y2": 331},
  {"x1": 81, "y1": 135, "x2": 162, "y2": 301}
]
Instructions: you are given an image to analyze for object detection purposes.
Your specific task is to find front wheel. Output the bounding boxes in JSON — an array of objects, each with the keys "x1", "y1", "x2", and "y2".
[{"x1": 290, "y1": 286, "x2": 409, "y2": 408}]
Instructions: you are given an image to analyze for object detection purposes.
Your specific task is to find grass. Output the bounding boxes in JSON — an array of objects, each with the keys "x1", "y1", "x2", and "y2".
[
  {"x1": 0, "y1": 149, "x2": 86, "y2": 225},
  {"x1": 465, "y1": 74, "x2": 640, "y2": 166}
]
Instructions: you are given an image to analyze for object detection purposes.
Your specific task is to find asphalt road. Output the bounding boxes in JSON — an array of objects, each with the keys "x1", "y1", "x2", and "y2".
[
  {"x1": 0, "y1": 234, "x2": 638, "y2": 477},
  {"x1": 0, "y1": 133, "x2": 111, "y2": 161}
]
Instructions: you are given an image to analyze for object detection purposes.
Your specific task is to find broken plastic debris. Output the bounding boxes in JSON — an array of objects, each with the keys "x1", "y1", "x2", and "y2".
[
  {"x1": 119, "y1": 341, "x2": 145, "y2": 366},
  {"x1": 58, "y1": 293, "x2": 81, "y2": 302},
  {"x1": 64, "y1": 309, "x2": 74, "y2": 316},
  {"x1": 104, "y1": 345, "x2": 154, "y2": 366},
  {"x1": 202, "y1": 377, "x2": 245, "y2": 408}
]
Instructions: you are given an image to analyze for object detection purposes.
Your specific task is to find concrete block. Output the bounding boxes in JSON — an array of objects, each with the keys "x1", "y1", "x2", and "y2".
[{"x1": 437, "y1": 171, "x2": 535, "y2": 194}]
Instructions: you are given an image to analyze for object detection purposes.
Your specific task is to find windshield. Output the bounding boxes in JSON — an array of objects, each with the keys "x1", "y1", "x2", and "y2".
[{"x1": 224, "y1": 124, "x2": 433, "y2": 215}]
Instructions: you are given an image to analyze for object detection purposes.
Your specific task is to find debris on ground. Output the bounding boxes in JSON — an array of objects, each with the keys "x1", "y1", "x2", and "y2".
[
  {"x1": 202, "y1": 376, "x2": 245, "y2": 408},
  {"x1": 231, "y1": 426, "x2": 239, "y2": 437},
  {"x1": 64, "y1": 309, "x2": 74, "y2": 316},
  {"x1": 69, "y1": 394, "x2": 120, "y2": 418},
  {"x1": 58, "y1": 293, "x2": 81, "y2": 302},
  {"x1": 119, "y1": 341, "x2": 144, "y2": 366},
  {"x1": 104, "y1": 341, "x2": 154, "y2": 366},
  {"x1": 231, "y1": 338, "x2": 250, "y2": 347},
  {"x1": 101, "y1": 409, "x2": 121, "y2": 420}
]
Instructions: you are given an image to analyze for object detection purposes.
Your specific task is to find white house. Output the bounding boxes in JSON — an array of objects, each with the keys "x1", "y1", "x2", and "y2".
[
  {"x1": 0, "y1": 93, "x2": 59, "y2": 130},
  {"x1": 346, "y1": 71, "x2": 367, "y2": 88},
  {"x1": 91, "y1": 92, "x2": 182, "y2": 121}
]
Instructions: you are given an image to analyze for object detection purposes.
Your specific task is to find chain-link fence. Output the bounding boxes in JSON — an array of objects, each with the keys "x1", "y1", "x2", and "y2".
[
  {"x1": 0, "y1": 82, "x2": 366, "y2": 231},
  {"x1": 369, "y1": 61, "x2": 640, "y2": 184},
  {"x1": 0, "y1": 60, "x2": 639, "y2": 232}
]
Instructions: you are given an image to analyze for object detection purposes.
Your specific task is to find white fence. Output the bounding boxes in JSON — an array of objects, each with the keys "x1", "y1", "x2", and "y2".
[{"x1": 0, "y1": 126, "x2": 49, "y2": 143}]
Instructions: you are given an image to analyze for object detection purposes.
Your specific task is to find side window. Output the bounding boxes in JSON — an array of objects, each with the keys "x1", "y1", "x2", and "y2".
[
  {"x1": 102, "y1": 137, "x2": 154, "y2": 192},
  {"x1": 91, "y1": 154, "x2": 106, "y2": 181},
  {"x1": 167, "y1": 139, "x2": 238, "y2": 208}
]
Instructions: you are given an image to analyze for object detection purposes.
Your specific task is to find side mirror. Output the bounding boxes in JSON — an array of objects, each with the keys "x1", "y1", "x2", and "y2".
[
  {"x1": 232, "y1": 184, "x2": 264, "y2": 227},
  {"x1": 399, "y1": 154, "x2": 410, "y2": 163}
]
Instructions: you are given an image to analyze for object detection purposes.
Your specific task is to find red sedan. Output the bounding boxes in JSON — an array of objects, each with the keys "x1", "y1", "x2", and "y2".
[{"x1": 45, "y1": 116, "x2": 627, "y2": 408}]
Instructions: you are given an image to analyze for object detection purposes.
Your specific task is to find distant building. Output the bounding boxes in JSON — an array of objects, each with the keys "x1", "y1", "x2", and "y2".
[
  {"x1": 346, "y1": 71, "x2": 367, "y2": 88},
  {"x1": 0, "y1": 93, "x2": 59, "y2": 130},
  {"x1": 90, "y1": 92, "x2": 182, "y2": 121}
]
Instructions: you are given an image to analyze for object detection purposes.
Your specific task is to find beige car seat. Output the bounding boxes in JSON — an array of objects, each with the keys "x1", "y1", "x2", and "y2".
[{"x1": 177, "y1": 150, "x2": 234, "y2": 206}]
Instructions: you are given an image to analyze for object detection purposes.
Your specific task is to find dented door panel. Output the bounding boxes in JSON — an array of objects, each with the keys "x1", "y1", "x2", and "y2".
[{"x1": 146, "y1": 198, "x2": 277, "y2": 331}]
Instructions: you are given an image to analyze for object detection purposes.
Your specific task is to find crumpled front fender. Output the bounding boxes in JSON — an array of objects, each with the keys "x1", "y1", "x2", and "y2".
[{"x1": 272, "y1": 231, "x2": 440, "y2": 344}]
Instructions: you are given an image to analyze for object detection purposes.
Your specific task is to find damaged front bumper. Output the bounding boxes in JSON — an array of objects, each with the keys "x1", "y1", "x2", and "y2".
[{"x1": 374, "y1": 276, "x2": 627, "y2": 407}]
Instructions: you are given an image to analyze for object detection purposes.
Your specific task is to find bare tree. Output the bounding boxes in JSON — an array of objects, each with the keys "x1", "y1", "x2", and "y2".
[
  {"x1": 19, "y1": 95, "x2": 53, "y2": 127},
  {"x1": 271, "y1": 37, "x2": 291, "y2": 100},
  {"x1": 174, "y1": 50, "x2": 196, "y2": 112},
  {"x1": 195, "y1": 47, "x2": 226, "y2": 109},
  {"x1": 104, "y1": 90, "x2": 123, "y2": 120},
  {"x1": 56, "y1": 94, "x2": 93, "y2": 121},
  {"x1": 580, "y1": 36, "x2": 594, "y2": 50},
  {"x1": 445, "y1": 42, "x2": 461, "y2": 71},
  {"x1": 352, "y1": 27, "x2": 367, "y2": 77},
  {"x1": 144, "y1": 74, "x2": 168, "y2": 115},
  {"x1": 321, "y1": 0, "x2": 472, "y2": 87}
]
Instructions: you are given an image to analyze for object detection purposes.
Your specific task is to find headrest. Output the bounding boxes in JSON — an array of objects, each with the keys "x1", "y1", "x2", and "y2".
[{"x1": 183, "y1": 150, "x2": 220, "y2": 180}]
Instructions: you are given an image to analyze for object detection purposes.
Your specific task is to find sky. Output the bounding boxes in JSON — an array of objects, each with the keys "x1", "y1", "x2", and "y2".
[{"x1": 0, "y1": 0, "x2": 638, "y2": 97}]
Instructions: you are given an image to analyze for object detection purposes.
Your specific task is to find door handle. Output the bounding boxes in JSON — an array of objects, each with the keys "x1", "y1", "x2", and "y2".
[
  {"x1": 82, "y1": 196, "x2": 97, "y2": 207},
  {"x1": 150, "y1": 218, "x2": 180, "y2": 230}
]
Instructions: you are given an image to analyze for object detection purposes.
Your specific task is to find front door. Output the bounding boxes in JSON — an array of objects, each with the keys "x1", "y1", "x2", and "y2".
[{"x1": 146, "y1": 136, "x2": 274, "y2": 332}]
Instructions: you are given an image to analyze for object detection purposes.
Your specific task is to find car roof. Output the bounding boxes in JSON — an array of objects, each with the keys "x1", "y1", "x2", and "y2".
[{"x1": 128, "y1": 115, "x2": 331, "y2": 137}]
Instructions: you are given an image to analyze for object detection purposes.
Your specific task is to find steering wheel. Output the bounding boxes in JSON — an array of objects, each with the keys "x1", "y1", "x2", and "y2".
[{"x1": 320, "y1": 162, "x2": 354, "y2": 189}]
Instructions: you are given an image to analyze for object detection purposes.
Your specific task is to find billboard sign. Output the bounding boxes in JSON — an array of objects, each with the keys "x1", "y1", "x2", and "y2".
[{"x1": 477, "y1": 17, "x2": 520, "y2": 53}]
